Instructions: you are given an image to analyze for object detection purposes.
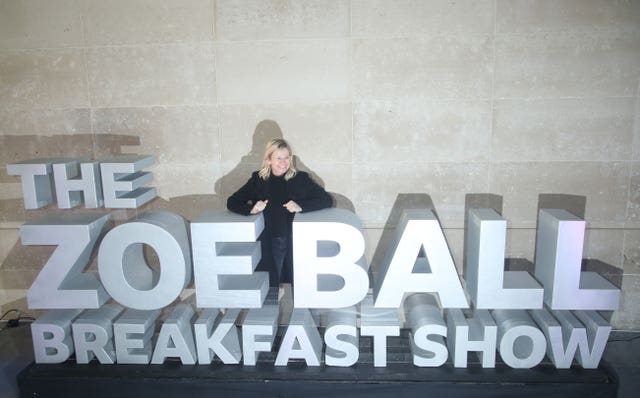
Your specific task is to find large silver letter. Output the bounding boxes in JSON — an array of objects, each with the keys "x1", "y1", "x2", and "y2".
[
  {"x1": 72, "y1": 304, "x2": 124, "y2": 364},
  {"x1": 360, "y1": 295, "x2": 399, "y2": 367},
  {"x1": 194, "y1": 308, "x2": 242, "y2": 364},
  {"x1": 98, "y1": 211, "x2": 191, "y2": 310},
  {"x1": 374, "y1": 209, "x2": 468, "y2": 308},
  {"x1": 7, "y1": 159, "x2": 56, "y2": 209},
  {"x1": 275, "y1": 309, "x2": 323, "y2": 366},
  {"x1": 31, "y1": 309, "x2": 82, "y2": 364},
  {"x1": 405, "y1": 294, "x2": 448, "y2": 367},
  {"x1": 531, "y1": 308, "x2": 611, "y2": 369},
  {"x1": 241, "y1": 305, "x2": 279, "y2": 365},
  {"x1": 191, "y1": 210, "x2": 269, "y2": 308},
  {"x1": 100, "y1": 155, "x2": 156, "y2": 208},
  {"x1": 466, "y1": 208, "x2": 543, "y2": 309},
  {"x1": 114, "y1": 309, "x2": 161, "y2": 364},
  {"x1": 447, "y1": 308, "x2": 497, "y2": 368},
  {"x1": 535, "y1": 209, "x2": 620, "y2": 310},
  {"x1": 23, "y1": 213, "x2": 112, "y2": 309},
  {"x1": 324, "y1": 307, "x2": 359, "y2": 367},
  {"x1": 493, "y1": 309, "x2": 546, "y2": 369},
  {"x1": 151, "y1": 303, "x2": 197, "y2": 364},
  {"x1": 53, "y1": 160, "x2": 103, "y2": 208},
  {"x1": 293, "y1": 208, "x2": 369, "y2": 309}
]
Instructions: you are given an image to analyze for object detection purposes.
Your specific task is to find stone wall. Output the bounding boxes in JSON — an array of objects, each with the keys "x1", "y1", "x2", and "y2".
[{"x1": 1, "y1": 0, "x2": 639, "y2": 329}]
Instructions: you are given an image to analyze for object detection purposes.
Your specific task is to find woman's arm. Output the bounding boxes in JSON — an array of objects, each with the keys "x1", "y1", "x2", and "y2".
[{"x1": 227, "y1": 173, "x2": 260, "y2": 215}]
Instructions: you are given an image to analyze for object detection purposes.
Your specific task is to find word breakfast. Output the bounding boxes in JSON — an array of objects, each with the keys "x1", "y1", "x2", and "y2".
[{"x1": 8, "y1": 156, "x2": 621, "y2": 369}]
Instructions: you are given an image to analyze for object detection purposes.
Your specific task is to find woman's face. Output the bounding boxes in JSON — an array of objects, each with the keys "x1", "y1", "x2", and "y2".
[{"x1": 268, "y1": 148, "x2": 291, "y2": 176}]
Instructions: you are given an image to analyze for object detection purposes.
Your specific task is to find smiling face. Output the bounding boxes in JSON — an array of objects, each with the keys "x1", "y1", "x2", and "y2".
[{"x1": 268, "y1": 147, "x2": 291, "y2": 177}]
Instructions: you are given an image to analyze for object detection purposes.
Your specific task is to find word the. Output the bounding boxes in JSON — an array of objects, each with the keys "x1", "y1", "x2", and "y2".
[{"x1": 7, "y1": 155, "x2": 156, "y2": 209}]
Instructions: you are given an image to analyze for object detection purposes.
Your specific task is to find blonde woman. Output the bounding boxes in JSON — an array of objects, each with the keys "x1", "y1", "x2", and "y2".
[{"x1": 227, "y1": 139, "x2": 332, "y2": 287}]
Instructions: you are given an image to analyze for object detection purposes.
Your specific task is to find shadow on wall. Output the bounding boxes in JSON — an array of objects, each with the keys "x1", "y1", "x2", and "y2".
[{"x1": 144, "y1": 119, "x2": 354, "y2": 220}]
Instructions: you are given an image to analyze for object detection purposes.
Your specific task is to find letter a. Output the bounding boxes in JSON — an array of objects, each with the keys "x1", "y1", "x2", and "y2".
[{"x1": 374, "y1": 209, "x2": 468, "y2": 308}]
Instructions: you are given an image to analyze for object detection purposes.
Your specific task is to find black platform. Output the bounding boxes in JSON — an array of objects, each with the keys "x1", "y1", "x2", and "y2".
[
  {"x1": 18, "y1": 333, "x2": 618, "y2": 398},
  {"x1": 17, "y1": 360, "x2": 619, "y2": 398}
]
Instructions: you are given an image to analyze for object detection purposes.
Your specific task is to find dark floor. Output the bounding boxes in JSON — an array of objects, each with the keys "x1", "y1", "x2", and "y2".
[
  {"x1": 600, "y1": 331, "x2": 640, "y2": 398},
  {"x1": 1, "y1": 321, "x2": 639, "y2": 398}
]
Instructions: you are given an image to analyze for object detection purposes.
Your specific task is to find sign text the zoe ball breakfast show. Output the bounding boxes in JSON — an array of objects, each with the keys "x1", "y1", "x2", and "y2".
[{"x1": 8, "y1": 156, "x2": 621, "y2": 369}]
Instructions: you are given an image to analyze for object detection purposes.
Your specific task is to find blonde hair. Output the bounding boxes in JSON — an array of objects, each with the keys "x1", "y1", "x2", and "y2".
[{"x1": 258, "y1": 138, "x2": 297, "y2": 180}]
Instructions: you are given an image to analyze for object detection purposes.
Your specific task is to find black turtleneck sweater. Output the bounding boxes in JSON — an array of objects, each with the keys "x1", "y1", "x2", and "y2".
[
  {"x1": 227, "y1": 170, "x2": 332, "y2": 220},
  {"x1": 267, "y1": 174, "x2": 288, "y2": 238},
  {"x1": 226, "y1": 170, "x2": 333, "y2": 283}
]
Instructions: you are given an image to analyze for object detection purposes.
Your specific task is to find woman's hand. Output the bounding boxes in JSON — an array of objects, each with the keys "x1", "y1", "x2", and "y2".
[
  {"x1": 283, "y1": 200, "x2": 302, "y2": 213},
  {"x1": 250, "y1": 200, "x2": 268, "y2": 214}
]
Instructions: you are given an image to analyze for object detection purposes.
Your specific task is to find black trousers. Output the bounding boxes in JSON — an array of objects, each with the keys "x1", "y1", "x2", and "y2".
[{"x1": 270, "y1": 236, "x2": 291, "y2": 287}]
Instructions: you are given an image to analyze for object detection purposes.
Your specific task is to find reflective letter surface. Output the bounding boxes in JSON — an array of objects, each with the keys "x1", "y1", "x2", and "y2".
[
  {"x1": 374, "y1": 209, "x2": 468, "y2": 308},
  {"x1": 7, "y1": 159, "x2": 56, "y2": 209},
  {"x1": 24, "y1": 213, "x2": 112, "y2": 309},
  {"x1": 293, "y1": 208, "x2": 369, "y2": 309},
  {"x1": 98, "y1": 211, "x2": 191, "y2": 310},
  {"x1": 32, "y1": 309, "x2": 82, "y2": 364},
  {"x1": 72, "y1": 304, "x2": 124, "y2": 364},
  {"x1": 114, "y1": 309, "x2": 161, "y2": 364},
  {"x1": 100, "y1": 155, "x2": 156, "y2": 208},
  {"x1": 466, "y1": 208, "x2": 543, "y2": 309},
  {"x1": 535, "y1": 209, "x2": 620, "y2": 310},
  {"x1": 191, "y1": 210, "x2": 268, "y2": 308},
  {"x1": 53, "y1": 160, "x2": 103, "y2": 208}
]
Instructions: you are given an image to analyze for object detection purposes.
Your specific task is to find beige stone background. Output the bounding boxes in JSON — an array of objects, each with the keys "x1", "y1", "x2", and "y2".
[{"x1": 0, "y1": 0, "x2": 639, "y2": 330}]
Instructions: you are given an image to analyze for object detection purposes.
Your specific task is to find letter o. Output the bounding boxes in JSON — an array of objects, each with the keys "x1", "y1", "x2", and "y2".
[
  {"x1": 498, "y1": 325, "x2": 546, "y2": 368},
  {"x1": 98, "y1": 211, "x2": 191, "y2": 310}
]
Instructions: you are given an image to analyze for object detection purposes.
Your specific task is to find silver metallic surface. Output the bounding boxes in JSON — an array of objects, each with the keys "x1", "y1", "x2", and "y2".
[
  {"x1": 292, "y1": 208, "x2": 369, "y2": 309},
  {"x1": 446, "y1": 308, "x2": 497, "y2": 368},
  {"x1": 492, "y1": 309, "x2": 546, "y2": 368},
  {"x1": 53, "y1": 160, "x2": 104, "y2": 208},
  {"x1": 530, "y1": 307, "x2": 609, "y2": 369},
  {"x1": 373, "y1": 209, "x2": 468, "y2": 309},
  {"x1": 7, "y1": 159, "x2": 57, "y2": 209},
  {"x1": 275, "y1": 309, "x2": 323, "y2": 366},
  {"x1": 194, "y1": 308, "x2": 242, "y2": 364},
  {"x1": 404, "y1": 293, "x2": 448, "y2": 367},
  {"x1": 31, "y1": 309, "x2": 83, "y2": 364},
  {"x1": 191, "y1": 210, "x2": 268, "y2": 308},
  {"x1": 324, "y1": 306, "x2": 359, "y2": 367},
  {"x1": 466, "y1": 208, "x2": 543, "y2": 309},
  {"x1": 573, "y1": 310, "x2": 612, "y2": 368},
  {"x1": 360, "y1": 294, "x2": 400, "y2": 367},
  {"x1": 534, "y1": 209, "x2": 620, "y2": 310},
  {"x1": 72, "y1": 304, "x2": 124, "y2": 364},
  {"x1": 98, "y1": 211, "x2": 191, "y2": 310},
  {"x1": 572, "y1": 311, "x2": 612, "y2": 369},
  {"x1": 113, "y1": 308, "x2": 161, "y2": 364},
  {"x1": 151, "y1": 303, "x2": 197, "y2": 364},
  {"x1": 22, "y1": 213, "x2": 112, "y2": 309},
  {"x1": 241, "y1": 304, "x2": 279, "y2": 366},
  {"x1": 100, "y1": 155, "x2": 156, "y2": 208}
]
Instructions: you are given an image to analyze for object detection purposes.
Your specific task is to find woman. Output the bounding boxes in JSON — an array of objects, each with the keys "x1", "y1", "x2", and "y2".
[{"x1": 227, "y1": 138, "x2": 333, "y2": 287}]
